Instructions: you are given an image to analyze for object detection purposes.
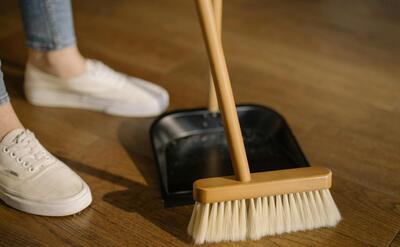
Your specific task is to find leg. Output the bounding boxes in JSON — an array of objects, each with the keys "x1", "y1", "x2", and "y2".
[
  {"x1": 0, "y1": 61, "x2": 23, "y2": 140},
  {"x1": 0, "y1": 2, "x2": 94, "y2": 217},
  {"x1": 19, "y1": 0, "x2": 169, "y2": 117},
  {"x1": 19, "y1": 0, "x2": 85, "y2": 78}
]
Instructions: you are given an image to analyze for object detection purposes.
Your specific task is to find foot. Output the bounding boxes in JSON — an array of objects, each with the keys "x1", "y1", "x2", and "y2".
[
  {"x1": 0, "y1": 129, "x2": 92, "y2": 216},
  {"x1": 24, "y1": 59, "x2": 169, "y2": 117}
]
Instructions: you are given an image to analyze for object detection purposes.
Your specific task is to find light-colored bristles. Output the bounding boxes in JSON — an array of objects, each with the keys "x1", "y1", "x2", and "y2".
[
  {"x1": 275, "y1": 195, "x2": 285, "y2": 234},
  {"x1": 187, "y1": 202, "x2": 198, "y2": 236},
  {"x1": 321, "y1": 189, "x2": 342, "y2": 226},
  {"x1": 261, "y1": 197, "x2": 269, "y2": 235},
  {"x1": 206, "y1": 202, "x2": 218, "y2": 241},
  {"x1": 301, "y1": 192, "x2": 314, "y2": 229},
  {"x1": 239, "y1": 199, "x2": 247, "y2": 239},
  {"x1": 215, "y1": 202, "x2": 225, "y2": 242},
  {"x1": 289, "y1": 193, "x2": 302, "y2": 232},
  {"x1": 231, "y1": 200, "x2": 240, "y2": 241},
  {"x1": 247, "y1": 199, "x2": 257, "y2": 239},
  {"x1": 282, "y1": 194, "x2": 291, "y2": 233},
  {"x1": 267, "y1": 195, "x2": 276, "y2": 235},
  {"x1": 223, "y1": 201, "x2": 232, "y2": 239},
  {"x1": 188, "y1": 189, "x2": 341, "y2": 244}
]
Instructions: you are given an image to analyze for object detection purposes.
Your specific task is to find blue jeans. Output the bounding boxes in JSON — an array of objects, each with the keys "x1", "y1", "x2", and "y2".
[
  {"x1": 0, "y1": 0, "x2": 76, "y2": 106},
  {"x1": 0, "y1": 61, "x2": 8, "y2": 105}
]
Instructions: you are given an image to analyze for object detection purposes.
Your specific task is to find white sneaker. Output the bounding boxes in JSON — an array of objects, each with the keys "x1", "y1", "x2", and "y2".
[
  {"x1": 24, "y1": 59, "x2": 169, "y2": 117},
  {"x1": 0, "y1": 129, "x2": 92, "y2": 216}
]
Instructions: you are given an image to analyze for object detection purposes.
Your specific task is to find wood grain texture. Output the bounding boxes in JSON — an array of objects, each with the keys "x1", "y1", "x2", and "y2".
[
  {"x1": 0, "y1": 0, "x2": 399, "y2": 246},
  {"x1": 391, "y1": 232, "x2": 400, "y2": 247}
]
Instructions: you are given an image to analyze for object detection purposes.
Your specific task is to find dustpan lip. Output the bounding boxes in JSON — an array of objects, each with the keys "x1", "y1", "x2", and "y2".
[{"x1": 149, "y1": 103, "x2": 286, "y2": 135}]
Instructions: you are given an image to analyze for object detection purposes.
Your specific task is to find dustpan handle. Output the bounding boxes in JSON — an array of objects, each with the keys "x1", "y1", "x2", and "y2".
[
  {"x1": 195, "y1": 0, "x2": 251, "y2": 182},
  {"x1": 208, "y1": 0, "x2": 222, "y2": 113}
]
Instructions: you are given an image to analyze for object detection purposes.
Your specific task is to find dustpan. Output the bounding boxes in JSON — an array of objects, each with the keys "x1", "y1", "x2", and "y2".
[{"x1": 150, "y1": 0, "x2": 309, "y2": 207}]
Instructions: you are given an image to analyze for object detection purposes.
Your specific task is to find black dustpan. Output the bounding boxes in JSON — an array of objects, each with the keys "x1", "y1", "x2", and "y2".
[
  {"x1": 150, "y1": 1, "x2": 308, "y2": 207},
  {"x1": 150, "y1": 104, "x2": 309, "y2": 207}
]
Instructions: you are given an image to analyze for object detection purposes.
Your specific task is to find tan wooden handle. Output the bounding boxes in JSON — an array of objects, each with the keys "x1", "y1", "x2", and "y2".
[
  {"x1": 195, "y1": 0, "x2": 251, "y2": 182},
  {"x1": 208, "y1": 0, "x2": 222, "y2": 113}
]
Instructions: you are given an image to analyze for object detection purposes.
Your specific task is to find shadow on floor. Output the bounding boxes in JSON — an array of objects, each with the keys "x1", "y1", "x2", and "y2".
[
  {"x1": 116, "y1": 118, "x2": 157, "y2": 184},
  {"x1": 60, "y1": 119, "x2": 194, "y2": 244}
]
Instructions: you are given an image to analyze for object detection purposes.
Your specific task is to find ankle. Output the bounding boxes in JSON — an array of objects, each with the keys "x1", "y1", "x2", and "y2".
[
  {"x1": 0, "y1": 103, "x2": 24, "y2": 141},
  {"x1": 28, "y1": 46, "x2": 86, "y2": 79}
]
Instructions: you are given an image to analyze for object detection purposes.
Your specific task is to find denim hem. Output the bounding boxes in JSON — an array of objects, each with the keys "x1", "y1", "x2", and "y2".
[
  {"x1": 0, "y1": 93, "x2": 10, "y2": 105},
  {"x1": 26, "y1": 38, "x2": 76, "y2": 51}
]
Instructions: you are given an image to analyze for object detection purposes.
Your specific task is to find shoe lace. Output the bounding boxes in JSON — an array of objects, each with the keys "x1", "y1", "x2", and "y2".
[
  {"x1": 2, "y1": 130, "x2": 53, "y2": 172},
  {"x1": 89, "y1": 60, "x2": 127, "y2": 89}
]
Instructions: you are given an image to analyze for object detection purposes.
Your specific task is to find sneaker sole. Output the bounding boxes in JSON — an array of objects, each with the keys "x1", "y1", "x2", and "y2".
[
  {"x1": 0, "y1": 183, "x2": 92, "y2": 217},
  {"x1": 25, "y1": 88, "x2": 166, "y2": 118}
]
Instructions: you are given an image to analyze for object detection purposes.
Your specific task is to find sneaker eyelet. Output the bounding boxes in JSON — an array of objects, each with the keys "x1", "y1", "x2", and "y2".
[
  {"x1": 29, "y1": 167, "x2": 35, "y2": 172},
  {"x1": 23, "y1": 162, "x2": 28, "y2": 167},
  {"x1": 16, "y1": 157, "x2": 23, "y2": 163},
  {"x1": 10, "y1": 152, "x2": 16, "y2": 158},
  {"x1": 2, "y1": 147, "x2": 9, "y2": 153}
]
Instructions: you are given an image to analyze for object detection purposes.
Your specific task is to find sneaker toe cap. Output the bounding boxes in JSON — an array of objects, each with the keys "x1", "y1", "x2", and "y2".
[
  {"x1": 109, "y1": 79, "x2": 170, "y2": 117},
  {"x1": 20, "y1": 163, "x2": 90, "y2": 203},
  {"x1": 130, "y1": 78, "x2": 170, "y2": 112}
]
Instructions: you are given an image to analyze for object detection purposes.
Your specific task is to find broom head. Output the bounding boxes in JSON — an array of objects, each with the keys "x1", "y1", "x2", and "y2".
[{"x1": 187, "y1": 167, "x2": 341, "y2": 244}]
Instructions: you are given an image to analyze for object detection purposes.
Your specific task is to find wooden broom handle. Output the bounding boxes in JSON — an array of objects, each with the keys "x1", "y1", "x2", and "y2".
[
  {"x1": 196, "y1": 0, "x2": 251, "y2": 182},
  {"x1": 208, "y1": 0, "x2": 222, "y2": 112}
]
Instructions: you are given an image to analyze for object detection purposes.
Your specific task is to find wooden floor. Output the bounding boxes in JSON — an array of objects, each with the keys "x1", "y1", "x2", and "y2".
[{"x1": 1, "y1": 0, "x2": 400, "y2": 246}]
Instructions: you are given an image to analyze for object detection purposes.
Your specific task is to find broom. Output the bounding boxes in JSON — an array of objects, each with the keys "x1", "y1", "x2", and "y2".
[{"x1": 187, "y1": 0, "x2": 341, "y2": 244}]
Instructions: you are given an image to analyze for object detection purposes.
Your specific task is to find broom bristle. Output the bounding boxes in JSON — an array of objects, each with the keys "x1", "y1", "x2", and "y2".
[{"x1": 188, "y1": 189, "x2": 341, "y2": 244}]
